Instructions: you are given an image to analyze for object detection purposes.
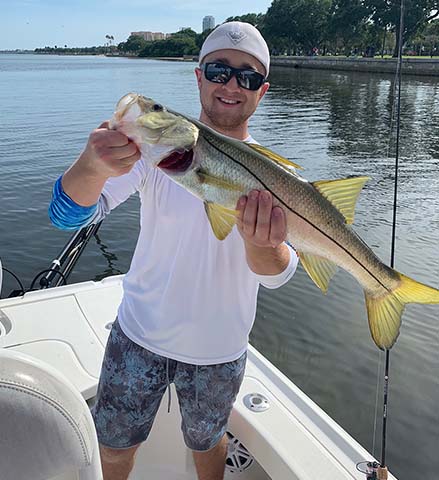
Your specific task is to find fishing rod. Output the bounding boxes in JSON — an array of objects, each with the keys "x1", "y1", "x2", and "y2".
[
  {"x1": 34, "y1": 220, "x2": 103, "y2": 290},
  {"x1": 357, "y1": 2, "x2": 405, "y2": 479},
  {"x1": 1, "y1": 221, "x2": 102, "y2": 298},
  {"x1": 379, "y1": 0, "x2": 405, "y2": 476}
]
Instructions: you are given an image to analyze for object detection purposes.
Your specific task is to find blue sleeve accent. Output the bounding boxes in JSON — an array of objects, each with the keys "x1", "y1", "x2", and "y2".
[{"x1": 48, "y1": 176, "x2": 98, "y2": 230}]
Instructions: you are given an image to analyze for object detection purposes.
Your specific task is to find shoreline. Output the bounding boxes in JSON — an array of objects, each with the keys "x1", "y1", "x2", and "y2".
[
  {"x1": 270, "y1": 55, "x2": 439, "y2": 76},
  {"x1": 4, "y1": 52, "x2": 439, "y2": 75},
  {"x1": 135, "y1": 54, "x2": 439, "y2": 76}
]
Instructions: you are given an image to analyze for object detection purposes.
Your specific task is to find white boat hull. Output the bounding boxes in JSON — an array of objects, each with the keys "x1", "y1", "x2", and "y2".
[{"x1": 0, "y1": 275, "x2": 396, "y2": 479}]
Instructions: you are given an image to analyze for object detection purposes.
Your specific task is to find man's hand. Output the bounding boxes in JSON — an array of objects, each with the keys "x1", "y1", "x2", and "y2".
[
  {"x1": 236, "y1": 190, "x2": 290, "y2": 275},
  {"x1": 76, "y1": 121, "x2": 141, "y2": 180},
  {"x1": 62, "y1": 122, "x2": 141, "y2": 207},
  {"x1": 236, "y1": 190, "x2": 287, "y2": 248}
]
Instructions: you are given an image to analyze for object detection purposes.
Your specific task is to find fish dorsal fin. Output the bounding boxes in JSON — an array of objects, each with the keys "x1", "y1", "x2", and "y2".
[
  {"x1": 204, "y1": 202, "x2": 239, "y2": 240},
  {"x1": 299, "y1": 252, "x2": 338, "y2": 293},
  {"x1": 311, "y1": 176, "x2": 369, "y2": 224},
  {"x1": 246, "y1": 143, "x2": 303, "y2": 171}
]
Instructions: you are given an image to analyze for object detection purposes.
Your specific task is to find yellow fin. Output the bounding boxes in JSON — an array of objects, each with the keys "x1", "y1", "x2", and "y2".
[
  {"x1": 204, "y1": 202, "x2": 238, "y2": 240},
  {"x1": 299, "y1": 252, "x2": 338, "y2": 293},
  {"x1": 246, "y1": 143, "x2": 303, "y2": 170},
  {"x1": 312, "y1": 176, "x2": 369, "y2": 224},
  {"x1": 366, "y1": 272, "x2": 439, "y2": 350},
  {"x1": 197, "y1": 171, "x2": 242, "y2": 191}
]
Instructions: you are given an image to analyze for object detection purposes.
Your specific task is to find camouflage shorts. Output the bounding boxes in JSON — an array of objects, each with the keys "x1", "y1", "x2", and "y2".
[{"x1": 91, "y1": 319, "x2": 247, "y2": 451}]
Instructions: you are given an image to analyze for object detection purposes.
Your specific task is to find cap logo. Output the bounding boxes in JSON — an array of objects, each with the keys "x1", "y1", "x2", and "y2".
[{"x1": 227, "y1": 29, "x2": 247, "y2": 45}]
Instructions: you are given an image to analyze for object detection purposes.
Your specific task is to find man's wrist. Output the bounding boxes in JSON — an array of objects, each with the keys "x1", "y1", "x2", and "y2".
[
  {"x1": 73, "y1": 152, "x2": 110, "y2": 184},
  {"x1": 244, "y1": 240, "x2": 283, "y2": 255},
  {"x1": 62, "y1": 157, "x2": 108, "y2": 207},
  {"x1": 244, "y1": 241, "x2": 290, "y2": 275}
]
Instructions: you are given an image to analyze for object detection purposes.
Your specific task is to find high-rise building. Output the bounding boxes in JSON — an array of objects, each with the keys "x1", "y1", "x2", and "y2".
[
  {"x1": 202, "y1": 16, "x2": 215, "y2": 32},
  {"x1": 131, "y1": 31, "x2": 167, "y2": 42}
]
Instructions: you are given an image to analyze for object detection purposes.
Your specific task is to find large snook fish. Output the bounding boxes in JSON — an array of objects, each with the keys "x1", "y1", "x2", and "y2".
[{"x1": 110, "y1": 93, "x2": 439, "y2": 350}]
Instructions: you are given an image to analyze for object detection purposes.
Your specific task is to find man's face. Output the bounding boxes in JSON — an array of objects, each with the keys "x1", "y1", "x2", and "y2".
[{"x1": 195, "y1": 49, "x2": 270, "y2": 132}]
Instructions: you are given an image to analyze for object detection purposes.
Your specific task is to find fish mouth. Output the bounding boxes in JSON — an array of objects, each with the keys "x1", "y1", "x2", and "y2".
[{"x1": 158, "y1": 149, "x2": 194, "y2": 173}]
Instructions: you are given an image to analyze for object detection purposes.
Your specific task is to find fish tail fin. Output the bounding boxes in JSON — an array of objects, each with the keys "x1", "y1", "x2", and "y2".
[{"x1": 365, "y1": 272, "x2": 439, "y2": 350}]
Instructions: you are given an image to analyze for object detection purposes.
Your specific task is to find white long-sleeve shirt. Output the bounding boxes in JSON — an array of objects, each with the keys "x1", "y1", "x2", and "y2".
[{"x1": 92, "y1": 142, "x2": 298, "y2": 365}]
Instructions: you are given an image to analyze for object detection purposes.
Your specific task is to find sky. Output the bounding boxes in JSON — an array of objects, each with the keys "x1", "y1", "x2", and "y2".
[{"x1": 0, "y1": 0, "x2": 273, "y2": 50}]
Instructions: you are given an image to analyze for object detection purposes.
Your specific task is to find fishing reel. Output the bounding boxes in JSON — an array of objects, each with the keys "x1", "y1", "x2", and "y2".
[
  {"x1": 356, "y1": 461, "x2": 388, "y2": 480},
  {"x1": 365, "y1": 461, "x2": 380, "y2": 480}
]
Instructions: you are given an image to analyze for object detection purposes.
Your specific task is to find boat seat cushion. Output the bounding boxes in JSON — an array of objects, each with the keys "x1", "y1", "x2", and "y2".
[{"x1": 0, "y1": 349, "x2": 102, "y2": 480}]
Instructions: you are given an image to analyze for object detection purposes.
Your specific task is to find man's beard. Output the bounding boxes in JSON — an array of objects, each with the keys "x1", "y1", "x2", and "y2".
[{"x1": 201, "y1": 97, "x2": 251, "y2": 132}]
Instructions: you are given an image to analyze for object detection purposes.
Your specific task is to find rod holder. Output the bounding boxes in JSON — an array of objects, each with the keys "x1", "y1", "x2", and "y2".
[{"x1": 377, "y1": 466, "x2": 388, "y2": 480}]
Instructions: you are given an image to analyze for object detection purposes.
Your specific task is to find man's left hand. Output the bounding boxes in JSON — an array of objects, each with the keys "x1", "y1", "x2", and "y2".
[{"x1": 236, "y1": 190, "x2": 287, "y2": 248}]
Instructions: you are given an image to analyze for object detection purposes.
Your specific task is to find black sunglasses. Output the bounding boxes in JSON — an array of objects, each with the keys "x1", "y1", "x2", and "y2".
[{"x1": 201, "y1": 62, "x2": 266, "y2": 91}]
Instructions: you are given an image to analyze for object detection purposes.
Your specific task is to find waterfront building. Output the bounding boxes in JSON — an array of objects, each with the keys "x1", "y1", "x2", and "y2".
[
  {"x1": 131, "y1": 31, "x2": 167, "y2": 42},
  {"x1": 202, "y1": 16, "x2": 215, "y2": 32}
]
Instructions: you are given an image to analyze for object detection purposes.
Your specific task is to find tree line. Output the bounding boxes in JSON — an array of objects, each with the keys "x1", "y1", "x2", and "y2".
[
  {"x1": 35, "y1": 0, "x2": 439, "y2": 58},
  {"x1": 120, "y1": 0, "x2": 439, "y2": 58},
  {"x1": 118, "y1": 28, "x2": 207, "y2": 57},
  {"x1": 34, "y1": 45, "x2": 116, "y2": 55},
  {"x1": 259, "y1": 0, "x2": 439, "y2": 57}
]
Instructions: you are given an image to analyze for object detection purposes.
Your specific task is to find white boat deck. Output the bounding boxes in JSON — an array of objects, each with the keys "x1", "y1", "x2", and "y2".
[{"x1": 0, "y1": 275, "x2": 396, "y2": 479}]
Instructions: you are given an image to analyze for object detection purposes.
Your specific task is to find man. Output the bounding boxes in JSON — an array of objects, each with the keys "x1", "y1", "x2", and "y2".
[{"x1": 49, "y1": 22, "x2": 298, "y2": 480}]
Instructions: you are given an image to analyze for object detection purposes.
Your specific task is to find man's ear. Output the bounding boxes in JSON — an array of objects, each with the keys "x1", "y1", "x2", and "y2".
[
  {"x1": 259, "y1": 82, "x2": 270, "y2": 100},
  {"x1": 195, "y1": 67, "x2": 202, "y2": 88}
]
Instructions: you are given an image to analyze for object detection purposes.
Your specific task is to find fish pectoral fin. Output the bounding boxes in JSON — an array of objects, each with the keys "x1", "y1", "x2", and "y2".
[
  {"x1": 311, "y1": 176, "x2": 369, "y2": 224},
  {"x1": 197, "y1": 171, "x2": 242, "y2": 191},
  {"x1": 204, "y1": 202, "x2": 239, "y2": 241},
  {"x1": 366, "y1": 272, "x2": 439, "y2": 350},
  {"x1": 299, "y1": 252, "x2": 338, "y2": 293},
  {"x1": 246, "y1": 143, "x2": 303, "y2": 171}
]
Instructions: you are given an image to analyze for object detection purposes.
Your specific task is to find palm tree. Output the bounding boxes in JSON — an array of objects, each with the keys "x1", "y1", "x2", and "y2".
[
  {"x1": 105, "y1": 35, "x2": 115, "y2": 54},
  {"x1": 105, "y1": 35, "x2": 114, "y2": 46}
]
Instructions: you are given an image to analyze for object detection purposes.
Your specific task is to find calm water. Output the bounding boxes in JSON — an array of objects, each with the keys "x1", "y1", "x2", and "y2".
[{"x1": 1, "y1": 54, "x2": 438, "y2": 479}]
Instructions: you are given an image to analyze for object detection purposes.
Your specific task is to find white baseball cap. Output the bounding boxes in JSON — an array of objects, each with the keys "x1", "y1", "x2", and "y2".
[{"x1": 199, "y1": 22, "x2": 270, "y2": 77}]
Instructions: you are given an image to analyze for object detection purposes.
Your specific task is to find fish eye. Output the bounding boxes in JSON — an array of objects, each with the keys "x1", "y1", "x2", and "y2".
[{"x1": 153, "y1": 103, "x2": 163, "y2": 112}]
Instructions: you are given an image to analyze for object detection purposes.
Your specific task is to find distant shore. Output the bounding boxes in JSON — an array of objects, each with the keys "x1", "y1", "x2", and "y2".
[
  {"x1": 127, "y1": 55, "x2": 196, "y2": 62},
  {"x1": 3, "y1": 51, "x2": 439, "y2": 75}
]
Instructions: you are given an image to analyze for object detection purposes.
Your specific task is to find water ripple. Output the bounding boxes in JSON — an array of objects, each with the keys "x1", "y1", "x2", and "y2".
[{"x1": 1, "y1": 54, "x2": 439, "y2": 480}]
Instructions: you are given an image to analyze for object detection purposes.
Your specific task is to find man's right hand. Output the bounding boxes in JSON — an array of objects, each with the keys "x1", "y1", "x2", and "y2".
[
  {"x1": 62, "y1": 122, "x2": 141, "y2": 207},
  {"x1": 77, "y1": 121, "x2": 141, "y2": 180}
]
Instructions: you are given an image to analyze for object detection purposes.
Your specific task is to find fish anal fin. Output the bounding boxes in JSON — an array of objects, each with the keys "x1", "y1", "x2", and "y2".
[
  {"x1": 299, "y1": 252, "x2": 337, "y2": 294},
  {"x1": 204, "y1": 202, "x2": 238, "y2": 240},
  {"x1": 247, "y1": 143, "x2": 303, "y2": 170},
  {"x1": 365, "y1": 293, "x2": 403, "y2": 350},
  {"x1": 365, "y1": 272, "x2": 439, "y2": 350},
  {"x1": 312, "y1": 176, "x2": 369, "y2": 224}
]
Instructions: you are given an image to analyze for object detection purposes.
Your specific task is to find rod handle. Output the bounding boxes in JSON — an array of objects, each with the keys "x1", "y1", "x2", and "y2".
[{"x1": 377, "y1": 466, "x2": 388, "y2": 479}]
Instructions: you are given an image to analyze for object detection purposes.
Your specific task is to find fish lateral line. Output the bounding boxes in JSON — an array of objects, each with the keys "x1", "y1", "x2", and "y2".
[{"x1": 201, "y1": 134, "x2": 391, "y2": 293}]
